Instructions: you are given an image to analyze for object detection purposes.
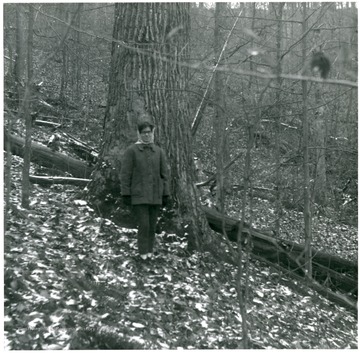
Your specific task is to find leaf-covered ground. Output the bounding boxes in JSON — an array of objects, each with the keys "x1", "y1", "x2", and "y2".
[
  {"x1": 228, "y1": 196, "x2": 358, "y2": 263},
  {"x1": 4, "y1": 154, "x2": 357, "y2": 349}
]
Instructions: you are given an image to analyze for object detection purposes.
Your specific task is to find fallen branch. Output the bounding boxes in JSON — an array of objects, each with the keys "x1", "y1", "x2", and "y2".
[
  {"x1": 196, "y1": 151, "x2": 244, "y2": 187},
  {"x1": 34, "y1": 6, "x2": 359, "y2": 89},
  {"x1": 60, "y1": 132, "x2": 99, "y2": 164},
  {"x1": 38, "y1": 99, "x2": 57, "y2": 111},
  {"x1": 34, "y1": 119, "x2": 62, "y2": 129},
  {"x1": 30, "y1": 175, "x2": 90, "y2": 187}
]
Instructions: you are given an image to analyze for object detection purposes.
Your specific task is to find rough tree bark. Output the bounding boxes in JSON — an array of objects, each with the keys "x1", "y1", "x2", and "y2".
[{"x1": 87, "y1": 3, "x2": 212, "y2": 250}]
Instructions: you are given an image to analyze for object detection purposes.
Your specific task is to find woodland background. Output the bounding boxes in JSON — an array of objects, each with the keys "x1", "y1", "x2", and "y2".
[{"x1": 3, "y1": 2, "x2": 358, "y2": 350}]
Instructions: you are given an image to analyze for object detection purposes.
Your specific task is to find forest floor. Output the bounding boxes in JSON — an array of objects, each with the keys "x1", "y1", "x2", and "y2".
[{"x1": 4, "y1": 149, "x2": 358, "y2": 349}]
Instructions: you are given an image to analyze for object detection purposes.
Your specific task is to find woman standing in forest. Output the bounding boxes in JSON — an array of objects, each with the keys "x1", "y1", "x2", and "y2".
[{"x1": 120, "y1": 121, "x2": 170, "y2": 260}]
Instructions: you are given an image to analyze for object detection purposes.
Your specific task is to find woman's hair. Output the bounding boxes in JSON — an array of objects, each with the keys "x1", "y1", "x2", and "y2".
[{"x1": 137, "y1": 121, "x2": 154, "y2": 133}]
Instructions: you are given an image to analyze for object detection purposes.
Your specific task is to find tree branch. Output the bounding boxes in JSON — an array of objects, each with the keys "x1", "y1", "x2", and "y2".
[
  {"x1": 35, "y1": 6, "x2": 357, "y2": 89},
  {"x1": 190, "y1": 7, "x2": 243, "y2": 136}
]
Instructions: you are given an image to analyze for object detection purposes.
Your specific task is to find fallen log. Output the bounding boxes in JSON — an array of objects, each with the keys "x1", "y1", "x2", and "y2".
[
  {"x1": 202, "y1": 206, "x2": 357, "y2": 299},
  {"x1": 311, "y1": 262, "x2": 357, "y2": 294},
  {"x1": 31, "y1": 117, "x2": 98, "y2": 164},
  {"x1": 5, "y1": 133, "x2": 93, "y2": 179},
  {"x1": 30, "y1": 175, "x2": 90, "y2": 187}
]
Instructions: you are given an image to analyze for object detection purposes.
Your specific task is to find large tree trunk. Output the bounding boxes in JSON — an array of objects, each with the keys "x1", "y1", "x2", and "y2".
[
  {"x1": 5, "y1": 133, "x2": 93, "y2": 178},
  {"x1": 87, "y1": 3, "x2": 211, "y2": 249}
]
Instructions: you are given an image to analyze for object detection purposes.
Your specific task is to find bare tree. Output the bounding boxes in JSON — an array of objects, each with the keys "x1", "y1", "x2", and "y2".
[
  {"x1": 21, "y1": 4, "x2": 34, "y2": 208},
  {"x1": 274, "y1": 3, "x2": 285, "y2": 234},
  {"x1": 310, "y1": 5, "x2": 328, "y2": 206},
  {"x1": 57, "y1": 4, "x2": 69, "y2": 105},
  {"x1": 213, "y1": 2, "x2": 229, "y2": 210},
  {"x1": 13, "y1": 4, "x2": 26, "y2": 108},
  {"x1": 301, "y1": 2, "x2": 312, "y2": 277}
]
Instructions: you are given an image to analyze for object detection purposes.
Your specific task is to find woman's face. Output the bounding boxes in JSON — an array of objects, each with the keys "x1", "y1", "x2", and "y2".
[{"x1": 140, "y1": 128, "x2": 153, "y2": 143}]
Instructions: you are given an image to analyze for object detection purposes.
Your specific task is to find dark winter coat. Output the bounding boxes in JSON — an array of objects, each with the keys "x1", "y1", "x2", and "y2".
[{"x1": 120, "y1": 143, "x2": 170, "y2": 205}]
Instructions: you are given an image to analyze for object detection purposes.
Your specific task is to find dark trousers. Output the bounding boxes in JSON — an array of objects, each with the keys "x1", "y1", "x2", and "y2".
[{"x1": 132, "y1": 204, "x2": 160, "y2": 255}]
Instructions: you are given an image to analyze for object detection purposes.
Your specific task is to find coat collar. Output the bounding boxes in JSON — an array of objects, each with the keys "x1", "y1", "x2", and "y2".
[{"x1": 136, "y1": 143, "x2": 155, "y2": 152}]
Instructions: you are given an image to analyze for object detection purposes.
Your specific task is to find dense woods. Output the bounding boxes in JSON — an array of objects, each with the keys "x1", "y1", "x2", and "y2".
[{"x1": 4, "y1": 2, "x2": 357, "y2": 349}]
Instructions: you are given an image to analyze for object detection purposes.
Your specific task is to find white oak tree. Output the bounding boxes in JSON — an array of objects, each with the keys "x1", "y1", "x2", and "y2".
[{"x1": 88, "y1": 3, "x2": 213, "y2": 250}]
